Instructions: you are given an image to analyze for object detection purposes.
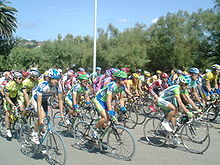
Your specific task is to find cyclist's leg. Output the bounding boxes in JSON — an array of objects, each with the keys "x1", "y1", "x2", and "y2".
[{"x1": 94, "y1": 98, "x2": 108, "y2": 128}]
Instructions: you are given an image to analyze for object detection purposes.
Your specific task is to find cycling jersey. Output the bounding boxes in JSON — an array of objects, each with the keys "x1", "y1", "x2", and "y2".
[
  {"x1": 33, "y1": 81, "x2": 62, "y2": 101},
  {"x1": 202, "y1": 71, "x2": 218, "y2": 85},
  {"x1": 22, "y1": 78, "x2": 38, "y2": 93},
  {"x1": 66, "y1": 83, "x2": 89, "y2": 100},
  {"x1": 5, "y1": 81, "x2": 23, "y2": 98},
  {"x1": 148, "y1": 79, "x2": 168, "y2": 95},
  {"x1": 160, "y1": 85, "x2": 188, "y2": 100},
  {"x1": 96, "y1": 82, "x2": 126, "y2": 102}
]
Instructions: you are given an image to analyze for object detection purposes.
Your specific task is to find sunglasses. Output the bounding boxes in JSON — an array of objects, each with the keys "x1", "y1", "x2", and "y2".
[
  {"x1": 51, "y1": 78, "x2": 60, "y2": 80},
  {"x1": 16, "y1": 78, "x2": 22, "y2": 80},
  {"x1": 120, "y1": 78, "x2": 127, "y2": 81}
]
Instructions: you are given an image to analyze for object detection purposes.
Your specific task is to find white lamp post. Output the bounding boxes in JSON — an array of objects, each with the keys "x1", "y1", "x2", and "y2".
[{"x1": 93, "y1": 0, "x2": 98, "y2": 73}]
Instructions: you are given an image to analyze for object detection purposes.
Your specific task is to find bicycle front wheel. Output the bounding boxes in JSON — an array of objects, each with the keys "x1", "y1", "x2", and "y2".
[
  {"x1": 46, "y1": 131, "x2": 66, "y2": 165},
  {"x1": 106, "y1": 126, "x2": 135, "y2": 161},
  {"x1": 181, "y1": 121, "x2": 210, "y2": 154},
  {"x1": 143, "y1": 118, "x2": 167, "y2": 147},
  {"x1": 73, "y1": 121, "x2": 96, "y2": 152}
]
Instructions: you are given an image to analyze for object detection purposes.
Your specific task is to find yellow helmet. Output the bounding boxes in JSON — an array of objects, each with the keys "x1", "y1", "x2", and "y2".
[
  {"x1": 132, "y1": 73, "x2": 140, "y2": 78},
  {"x1": 156, "y1": 70, "x2": 162, "y2": 74},
  {"x1": 144, "y1": 71, "x2": 151, "y2": 77}
]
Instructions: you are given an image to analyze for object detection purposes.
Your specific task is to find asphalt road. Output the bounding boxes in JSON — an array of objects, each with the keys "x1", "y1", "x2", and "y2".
[{"x1": 0, "y1": 118, "x2": 220, "y2": 165}]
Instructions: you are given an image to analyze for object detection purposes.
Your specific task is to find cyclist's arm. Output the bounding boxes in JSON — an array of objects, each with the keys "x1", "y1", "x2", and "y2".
[
  {"x1": 119, "y1": 92, "x2": 125, "y2": 107},
  {"x1": 191, "y1": 88, "x2": 202, "y2": 104},
  {"x1": 175, "y1": 95, "x2": 189, "y2": 114},
  {"x1": 72, "y1": 92, "x2": 78, "y2": 106},
  {"x1": 85, "y1": 92, "x2": 91, "y2": 102},
  {"x1": 58, "y1": 93, "x2": 64, "y2": 117},
  {"x1": 107, "y1": 93, "x2": 113, "y2": 111},
  {"x1": 4, "y1": 91, "x2": 14, "y2": 106},
  {"x1": 182, "y1": 93, "x2": 199, "y2": 110},
  {"x1": 205, "y1": 80, "x2": 212, "y2": 92},
  {"x1": 22, "y1": 88, "x2": 30, "y2": 106}
]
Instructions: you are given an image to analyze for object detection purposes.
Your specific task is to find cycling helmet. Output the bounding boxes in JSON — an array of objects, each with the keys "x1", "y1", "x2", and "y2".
[
  {"x1": 78, "y1": 74, "x2": 89, "y2": 80},
  {"x1": 144, "y1": 71, "x2": 151, "y2": 77},
  {"x1": 179, "y1": 75, "x2": 191, "y2": 84},
  {"x1": 211, "y1": 64, "x2": 220, "y2": 71},
  {"x1": 105, "y1": 68, "x2": 120, "y2": 77},
  {"x1": 78, "y1": 67, "x2": 85, "y2": 72},
  {"x1": 22, "y1": 71, "x2": 30, "y2": 77},
  {"x1": 58, "y1": 69, "x2": 63, "y2": 73},
  {"x1": 48, "y1": 69, "x2": 61, "y2": 79},
  {"x1": 188, "y1": 68, "x2": 200, "y2": 74},
  {"x1": 183, "y1": 71, "x2": 188, "y2": 75},
  {"x1": 176, "y1": 70, "x2": 183, "y2": 74},
  {"x1": 3, "y1": 71, "x2": 10, "y2": 77},
  {"x1": 136, "y1": 69, "x2": 142, "y2": 73},
  {"x1": 205, "y1": 69, "x2": 212, "y2": 73},
  {"x1": 132, "y1": 73, "x2": 140, "y2": 79},
  {"x1": 96, "y1": 67, "x2": 102, "y2": 71},
  {"x1": 67, "y1": 70, "x2": 74, "y2": 77},
  {"x1": 13, "y1": 72, "x2": 23, "y2": 79},
  {"x1": 29, "y1": 69, "x2": 40, "y2": 77},
  {"x1": 113, "y1": 71, "x2": 127, "y2": 79},
  {"x1": 121, "y1": 67, "x2": 130, "y2": 73},
  {"x1": 161, "y1": 73, "x2": 169, "y2": 78},
  {"x1": 156, "y1": 70, "x2": 162, "y2": 74}
]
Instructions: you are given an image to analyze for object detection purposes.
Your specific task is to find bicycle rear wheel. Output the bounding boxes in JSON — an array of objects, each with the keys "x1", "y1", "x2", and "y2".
[
  {"x1": 46, "y1": 131, "x2": 66, "y2": 165},
  {"x1": 143, "y1": 118, "x2": 167, "y2": 146},
  {"x1": 135, "y1": 106, "x2": 147, "y2": 125},
  {"x1": 181, "y1": 121, "x2": 210, "y2": 154},
  {"x1": 73, "y1": 121, "x2": 96, "y2": 152},
  {"x1": 106, "y1": 126, "x2": 135, "y2": 161}
]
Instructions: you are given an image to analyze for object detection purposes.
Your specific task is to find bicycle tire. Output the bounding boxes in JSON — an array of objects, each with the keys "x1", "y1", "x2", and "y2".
[
  {"x1": 46, "y1": 131, "x2": 66, "y2": 165},
  {"x1": 135, "y1": 105, "x2": 147, "y2": 125},
  {"x1": 53, "y1": 111, "x2": 69, "y2": 136},
  {"x1": 73, "y1": 121, "x2": 96, "y2": 152},
  {"x1": 181, "y1": 121, "x2": 210, "y2": 154},
  {"x1": 20, "y1": 124, "x2": 36, "y2": 158},
  {"x1": 143, "y1": 117, "x2": 167, "y2": 147},
  {"x1": 123, "y1": 108, "x2": 138, "y2": 129},
  {"x1": 106, "y1": 126, "x2": 135, "y2": 161},
  {"x1": 13, "y1": 115, "x2": 28, "y2": 141}
]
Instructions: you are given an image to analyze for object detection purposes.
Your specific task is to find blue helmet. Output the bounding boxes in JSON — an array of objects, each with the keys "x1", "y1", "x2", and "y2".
[
  {"x1": 188, "y1": 68, "x2": 200, "y2": 74},
  {"x1": 179, "y1": 75, "x2": 191, "y2": 84},
  {"x1": 48, "y1": 69, "x2": 61, "y2": 79},
  {"x1": 96, "y1": 67, "x2": 102, "y2": 71}
]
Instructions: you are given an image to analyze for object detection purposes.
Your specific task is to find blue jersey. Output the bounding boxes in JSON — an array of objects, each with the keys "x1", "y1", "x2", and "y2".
[{"x1": 33, "y1": 81, "x2": 62, "y2": 101}]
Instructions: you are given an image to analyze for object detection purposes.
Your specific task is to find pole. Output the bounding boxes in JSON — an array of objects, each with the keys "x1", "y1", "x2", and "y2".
[{"x1": 93, "y1": 0, "x2": 98, "y2": 73}]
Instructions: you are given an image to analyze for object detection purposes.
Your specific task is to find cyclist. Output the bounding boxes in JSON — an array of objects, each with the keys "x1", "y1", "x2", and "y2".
[
  {"x1": 201, "y1": 64, "x2": 220, "y2": 102},
  {"x1": 4, "y1": 72, "x2": 23, "y2": 138},
  {"x1": 158, "y1": 75, "x2": 200, "y2": 132},
  {"x1": 126, "y1": 73, "x2": 143, "y2": 96},
  {"x1": 64, "y1": 74, "x2": 91, "y2": 121},
  {"x1": 93, "y1": 71, "x2": 128, "y2": 134},
  {"x1": 90, "y1": 67, "x2": 102, "y2": 84},
  {"x1": 21, "y1": 69, "x2": 39, "y2": 108},
  {"x1": 188, "y1": 68, "x2": 203, "y2": 106},
  {"x1": 149, "y1": 73, "x2": 169, "y2": 100},
  {"x1": 32, "y1": 69, "x2": 64, "y2": 144}
]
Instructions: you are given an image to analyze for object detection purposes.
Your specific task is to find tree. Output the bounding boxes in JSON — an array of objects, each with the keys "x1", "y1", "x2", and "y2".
[{"x1": 0, "y1": 0, "x2": 17, "y2": 36}]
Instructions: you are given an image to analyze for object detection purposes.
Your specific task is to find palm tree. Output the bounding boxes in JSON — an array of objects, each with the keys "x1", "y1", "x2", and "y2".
[{"x1": 0, "y1": 0, "x2": 17, "y2": 38}]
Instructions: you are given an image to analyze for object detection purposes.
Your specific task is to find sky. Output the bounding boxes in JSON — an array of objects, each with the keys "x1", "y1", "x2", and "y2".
[{"x1": 11, "y1": 0, "x2": 215, "y2": 41}]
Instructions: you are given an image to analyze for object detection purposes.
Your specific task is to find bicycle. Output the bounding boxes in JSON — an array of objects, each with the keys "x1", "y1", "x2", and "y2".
[
  {"x1": 143, "y1": 114, "x2": 210, "y2": 154},
  {"x1": 53, "y1": 104, "x2": 90, "y2": 137},
  {"x1": 0, "y1": 105, "x2": 27, "y2": 140},
  {"x1": 73, "y1": 117, "x2": 136, "y2": 161},
  {"x1": 20, "y1": 115, "x2": 66, "y2": 165}
]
